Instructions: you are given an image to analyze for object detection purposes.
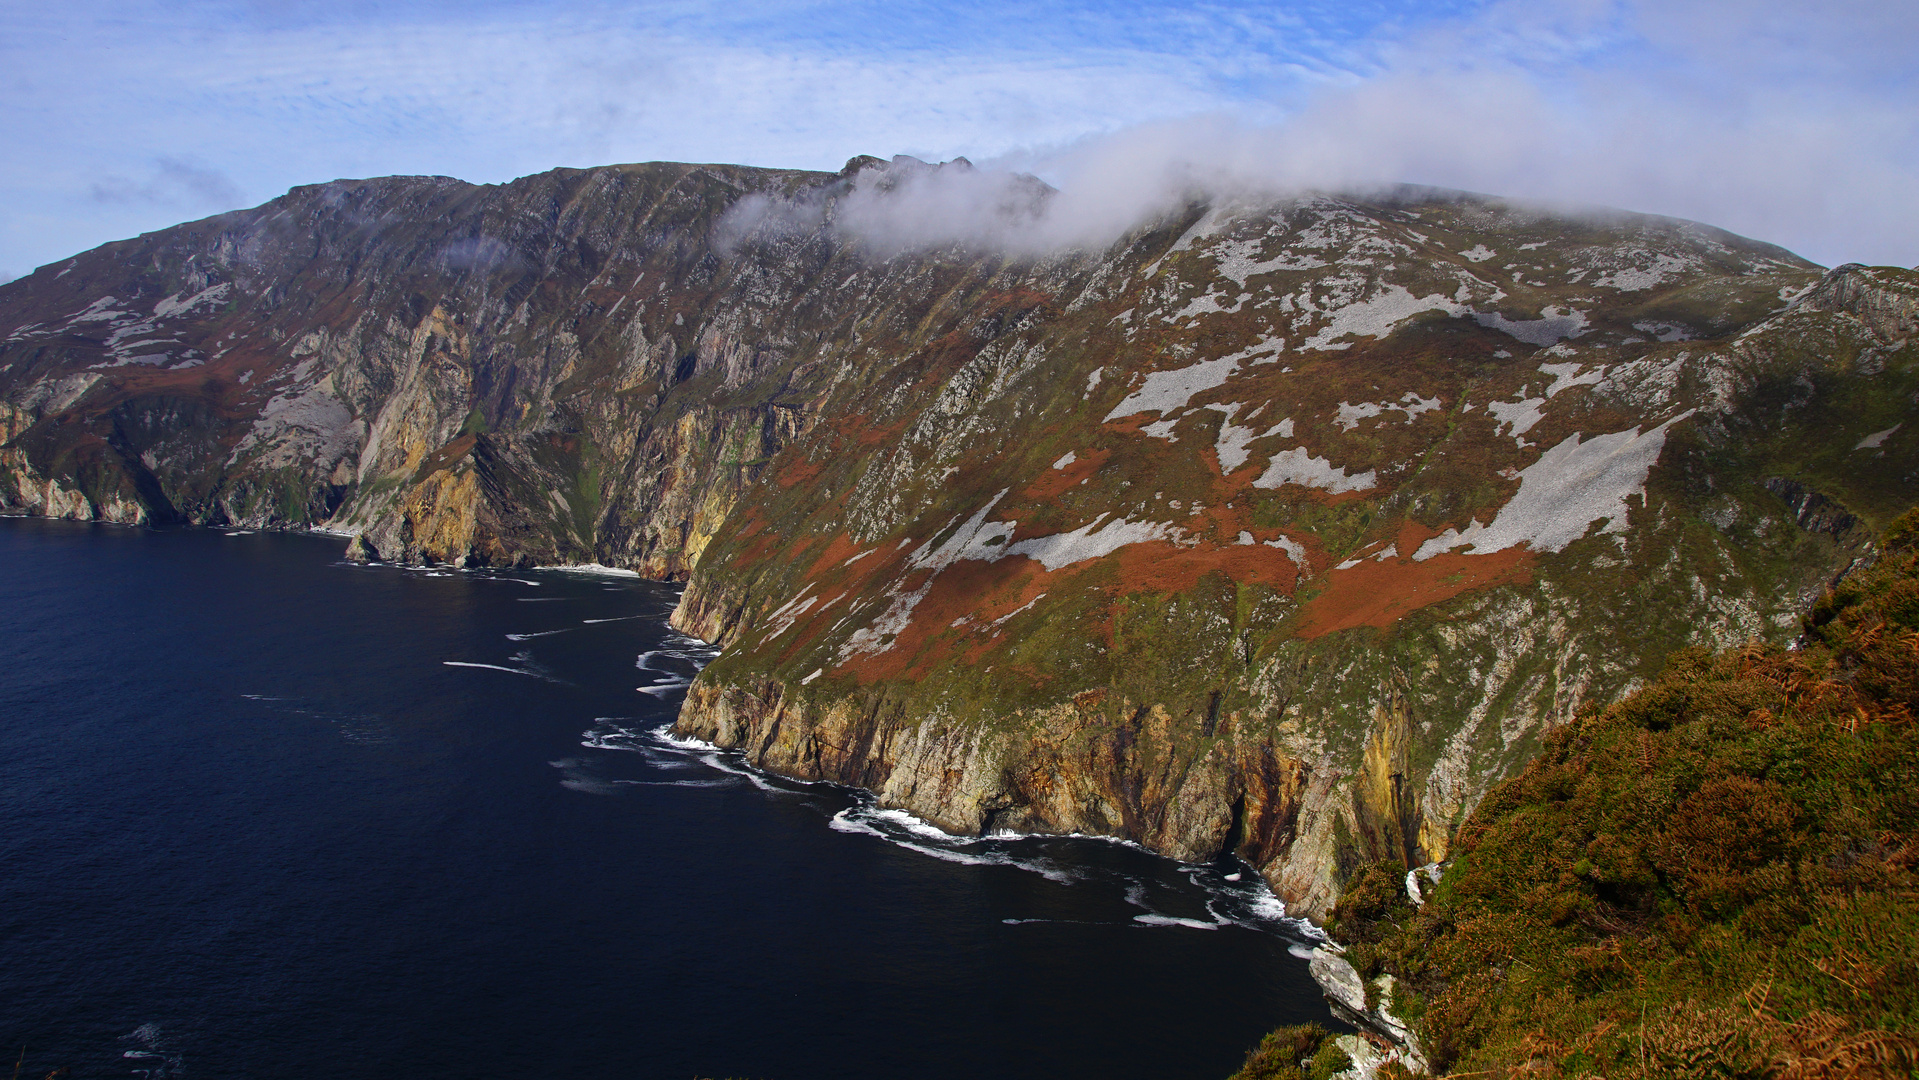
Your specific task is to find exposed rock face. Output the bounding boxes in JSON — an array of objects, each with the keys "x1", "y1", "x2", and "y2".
[
  {"x1": 4, "y1": 159, "x2": 1914, "y2": 919},
  {"x1": 0, "y1": 164, "x2": 843, "y2": 573},
  {"x1": 1309, "y1": 945, "x2": 1423, "y2": 1066}
]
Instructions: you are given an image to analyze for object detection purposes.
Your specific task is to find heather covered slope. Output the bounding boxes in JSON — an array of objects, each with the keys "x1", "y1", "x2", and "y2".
[
  {"x1": 1, "y1": 159, "x2": 1913, "y2": 917},
  {"x1": 1310, "y1": 511, "x2": 1919, "y2": 1078}
]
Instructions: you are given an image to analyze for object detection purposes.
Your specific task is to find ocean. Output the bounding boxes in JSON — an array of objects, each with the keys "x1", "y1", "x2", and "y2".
[{"x1": 0, "y1": 518, "x2": 1337, "y2": 1079}]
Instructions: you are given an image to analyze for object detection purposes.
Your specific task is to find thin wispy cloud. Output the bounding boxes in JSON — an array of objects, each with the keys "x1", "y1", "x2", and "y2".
[
  {"x1": 89, "y1": 157, "x2": 245, "y2": 210},
  {"x1": 1, "y1": 0, "x2": 1913, "y2": 276}
]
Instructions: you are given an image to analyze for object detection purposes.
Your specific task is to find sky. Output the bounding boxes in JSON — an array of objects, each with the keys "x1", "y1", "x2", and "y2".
[{"x1": 2, "y1": 0, "x2": 1916, "y2": 281}]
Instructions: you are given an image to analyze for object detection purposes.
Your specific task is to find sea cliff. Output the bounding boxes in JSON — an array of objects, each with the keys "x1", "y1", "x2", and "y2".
[{"x1": 2, "y1": 159, "x2": 1913, "y2": 917}]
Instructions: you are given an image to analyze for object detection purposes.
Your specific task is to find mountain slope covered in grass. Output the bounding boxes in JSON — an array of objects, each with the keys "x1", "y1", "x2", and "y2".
[
  {"x1": 2, "y1": 158, "x2": 1913, "y2": 917},
  {"x1": 1299, "y1": 511, "x2": 1919, "y2": 1078}
]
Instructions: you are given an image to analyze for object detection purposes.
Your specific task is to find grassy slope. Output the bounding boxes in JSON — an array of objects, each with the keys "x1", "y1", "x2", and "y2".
[{"x1": 1238, "y1": 510, "x2": 1919, "y2": 1079}]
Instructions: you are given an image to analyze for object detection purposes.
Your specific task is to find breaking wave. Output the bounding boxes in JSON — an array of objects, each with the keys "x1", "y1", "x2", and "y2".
[
  {"x1": 571, "y1": 614, "x2": 1318, "y2": 946},
  {"x1": 633, "y1": 634, "x2": 719, "y2": 698},
  {"x1": 578, "y1": 720, "x2": 1319, "y2": 943}
]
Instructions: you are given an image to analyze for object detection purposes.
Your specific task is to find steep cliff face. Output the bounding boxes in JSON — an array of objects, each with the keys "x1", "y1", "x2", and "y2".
[
  {"x1": 0, "y1": 161, "x2": 913, "y2": 573},
  {"x1": 666, "y1": 188, "x2": 1916, "y2": 919},
  {"x1": 4, "y1": 159, "x2": 1913, "y2": 919}
]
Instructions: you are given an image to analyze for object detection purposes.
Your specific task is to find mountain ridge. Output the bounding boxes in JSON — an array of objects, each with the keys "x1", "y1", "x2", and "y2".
[{"x1": 1, "y1": 158, "x2": 1911, "y2": 919}]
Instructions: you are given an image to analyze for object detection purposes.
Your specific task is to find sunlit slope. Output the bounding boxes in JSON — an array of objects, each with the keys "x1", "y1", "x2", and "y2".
[
  {"x1": 1308, "y1": 511, "x2": 1919, "y2": 1077},
  {"x1": 670, "y1": 186, "x2": 1914, "y2": 917},
  {"x1": 0, "y1": 159, "x2": 1912, "y2": 915}
]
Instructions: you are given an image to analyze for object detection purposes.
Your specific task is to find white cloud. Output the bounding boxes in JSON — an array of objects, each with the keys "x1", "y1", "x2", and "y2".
[
  {"x1": 0, "y1": 0, "x2": 1913, "y2": 275},
  {"x1": 805, "y1": 1, "x2": 1919, "y2": 266}
]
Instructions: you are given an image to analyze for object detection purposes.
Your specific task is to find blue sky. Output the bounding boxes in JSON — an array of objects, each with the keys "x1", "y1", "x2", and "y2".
[{"x1": 3, "y1": 0, "x2": 1915, "y2": 279}]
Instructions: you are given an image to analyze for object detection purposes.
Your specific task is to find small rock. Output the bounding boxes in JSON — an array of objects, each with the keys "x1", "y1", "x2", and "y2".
[{"x1": 1309, "y1": 945, "x2": 1369, "y2": 1016}]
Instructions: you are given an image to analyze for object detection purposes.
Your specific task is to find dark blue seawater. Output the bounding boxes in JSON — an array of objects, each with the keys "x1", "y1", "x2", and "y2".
[{"x1": 0, "y1": 518, "x2": 1336, "y2": 1080}]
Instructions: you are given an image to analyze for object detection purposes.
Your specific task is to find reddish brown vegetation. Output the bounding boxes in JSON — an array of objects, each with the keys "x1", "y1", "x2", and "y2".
[
  {"x1": 1296, "y1": 546, "x2": 1535, "y2": 638},
  {"x1": 1110, "y1": 539, "x2": 1303, "y2": 596},
  {"x1": 1020, "y1": 448, "x2": 1110, "y2": 500}
]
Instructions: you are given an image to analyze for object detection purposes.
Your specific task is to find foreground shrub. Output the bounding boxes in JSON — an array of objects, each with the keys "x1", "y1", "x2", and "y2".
[
  {"x1": 1229, "y1": 1024, "x2": 1354, "y2": 1080},
  {"x1": 1245, "y1": 510, "x2": 1919, "y2": 1078}
]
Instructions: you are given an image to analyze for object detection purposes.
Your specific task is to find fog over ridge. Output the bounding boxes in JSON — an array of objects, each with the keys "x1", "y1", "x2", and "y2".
[
  {"x1": 731, "y1": 112, "x2": 1846, "y2": 262},
  {"x1": 3, "y1": 0, "x2": 1916, "y2": 275}
]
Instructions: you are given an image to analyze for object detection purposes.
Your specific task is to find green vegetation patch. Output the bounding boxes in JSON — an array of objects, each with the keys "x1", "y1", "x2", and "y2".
[
  {"x1": 1228, "y1": 1024, "x2": 1374, "y2": 1080},
  {"x1": 1293, "y1": 510, "x2": 1919, "y2": 1078}
]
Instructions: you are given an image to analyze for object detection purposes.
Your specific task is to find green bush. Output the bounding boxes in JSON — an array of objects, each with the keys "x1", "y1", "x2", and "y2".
[
  {"x1": 1233, "y1": 510, "x2": 1919, "y2": 1078},
  {"x1": 1230, "y1": 1024, "x2": 1340, "y2": 1080}
]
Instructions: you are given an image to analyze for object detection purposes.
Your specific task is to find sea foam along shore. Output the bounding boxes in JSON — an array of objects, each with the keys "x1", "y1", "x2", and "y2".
[
  {"x1": 638, "y1": 719, "x2": 1326, "y2": 942},
  {"x1": 542, "y1": 562, "x2": 644, "y2": 577}
]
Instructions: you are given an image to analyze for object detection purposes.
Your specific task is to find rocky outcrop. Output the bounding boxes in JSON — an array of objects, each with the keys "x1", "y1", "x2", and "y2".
[
  {"x1": 1793, "y1": 262, "x2": 1919, "y2": 344},
  {"x1": 5, "y1": 161, "x2": 1915, "y2": 920},
  {"x1": 0, "y1": 164, "x2": 847, "y2": 568},
  {"x1": 678, "y1": 676, "x2": 1326, "y2": 876},
  {"x1": 1309, "y1": 945, "x2": 1426, "y2": 1069}
]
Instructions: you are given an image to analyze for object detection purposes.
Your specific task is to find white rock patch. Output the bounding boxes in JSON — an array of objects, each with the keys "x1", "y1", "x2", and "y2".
[
  {"x1": 839, "y1": 583, "x2": 932, "y2": 659},
  {"x1": 1214, "y1": 416, "x2": 1291, "y2": 472},
  {"x1": 230, "y1": 384, "x2": 361, "y2": 470},
  {"x1": 1401, "y1": 393, "x2": 1442, "y2": 418},
  {"x1": 1487, "y1": 398, "x2": 1547, "y2": 437},
  {"x1": 1594, "y1": 254, "x2": 1695, "y2": 291},
  {"x1": 152, "y1": 283, "x2": 231, "y2": 318},
  {"x1": 1170, "y1": 288, "x2": 1245, "y2": 321},
  {"x1": 761, "y1": 595, "x2": 819, "y2": 640},
  {"x1": 1253, "y1": 447, "x2": 1377, "y2": 494},
  {"x1": 1632, "y1": 320, "x2": 1694, "y2": 342},
  {"x1": 1334, "y1": 401, "x2": 1387, "y2": 430},
  {"x1": 1264, "y1": 535, "x2": 1310, "y2": 567},
  {"x1": 1414, "y1": 413, "x2": 1692, "y2": 561},
  {"x1": 1104, "y1": 354, "x2": 1242, "y2": 421},
  {"x1": 990, "y1": 594, "x2": 1047, "y2": 626},
  {"x1": 1335, "y1": 393, "x2": 1442, "y2": 431},
  {"x1": 1539, "y1": 360, "x2": 1606, "y2": 397},
  {"x1": 1005, "y1": 515, "x2": 1178, "y2": 571},
  {"x1": 1103, "y1": 337, "x2": 1286, "y2": 425},
  {"x1": 63, "y1": 296, "x2": 126, "y2": 324},
  {"x1": 908, "y1": 493, "x2": 1017, "y2": 572},
  {"x1": 1475, "y1": 306, "x2": 1590, "y2": 346},
  {"x1": 1857, "y1": 424, "x2": 1900, "y2": 450},
  {"x1": 1336, "y1": 543, "x2": 1399, "y2": 570},
  {"x1": 1302, "y1": 285, "x2": 1464, "y2": 351},
  {"x1": 1481, "y1": 361, "x2": 1605, "y2": 443},
  {"x1": 840, "y1": 494, "x2": 1186, "y2": 657},
  {"x1": 1209, "y1": 235, "x2": 1329, "y2": 285}
]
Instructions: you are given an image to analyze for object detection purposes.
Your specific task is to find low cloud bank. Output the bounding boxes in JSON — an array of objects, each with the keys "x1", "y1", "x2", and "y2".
[
  {"x1": 7, "y1": 0, "x2": 1916, "y2": 273},
  {"x1": 733, "y1": 1, "x2": 1919, "y2": 266}
]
